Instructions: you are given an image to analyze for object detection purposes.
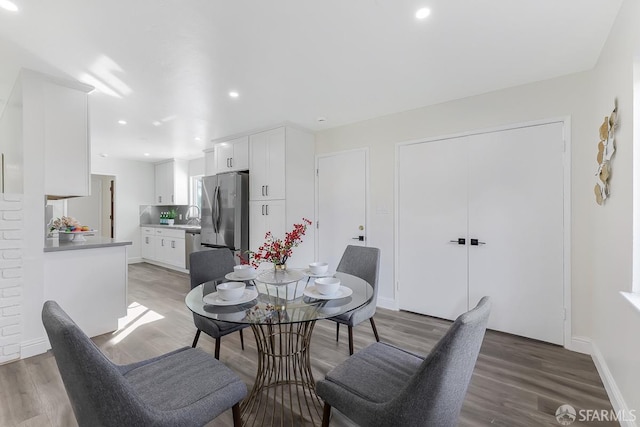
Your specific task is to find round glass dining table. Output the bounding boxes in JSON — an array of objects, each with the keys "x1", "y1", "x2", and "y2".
[{"x1": 185, "y1": 270, "x2": 374, "y2": 427}]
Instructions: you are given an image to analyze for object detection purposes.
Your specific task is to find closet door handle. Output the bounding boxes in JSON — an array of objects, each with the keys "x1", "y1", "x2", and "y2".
[{"x1": 449, "y1": 238, "x2": 466, "y2": 245}]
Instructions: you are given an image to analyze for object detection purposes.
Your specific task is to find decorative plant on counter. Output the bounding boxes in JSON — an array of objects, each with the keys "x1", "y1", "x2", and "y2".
[{"x1": 245, "y1": 218, "x2": 312, "y2": 269}]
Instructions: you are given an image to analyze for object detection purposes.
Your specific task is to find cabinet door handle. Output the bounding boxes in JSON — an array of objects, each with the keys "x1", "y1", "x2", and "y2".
[
  {"x1": 261, "y1": 204, "x2": 265, "y2": 215},
  {"x1": 145, "y1": 236, "x2": 149, "y2": 244},
  {"x1": 449, "y1": 238, "x2": 466, "y2": 245},
  {"x1": 161, "y1": 238, "x2": 165, "y2": 247},
  {"x1": 158, "y1": 196, "x2": 162, "y2": 203},
  {"x1": 171, "y1": 240, "x2": 175, "y2": 249},
  {"x1": 265, "y1": 185, "x2": 269, "y2": 196},
  {"x1": 261, "y1": 185, "x2": 265, "y2": 196},
  {"x1": 470, "y1": 239, "x2": 486, "y2": 246},
  {"x1": 266, "y1": 204, "x2": 269, "y2": 215},
  {"x1": 229, "y1": 157, "x2": 233, "y2": 168},
  {"x1": 171, "y1": 195, "x2": 174, "y2": 203}
]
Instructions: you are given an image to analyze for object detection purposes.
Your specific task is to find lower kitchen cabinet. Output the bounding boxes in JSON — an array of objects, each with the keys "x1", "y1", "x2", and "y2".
[{"x1": 141, "y1": 227, "x2": 186, "y2": 270}]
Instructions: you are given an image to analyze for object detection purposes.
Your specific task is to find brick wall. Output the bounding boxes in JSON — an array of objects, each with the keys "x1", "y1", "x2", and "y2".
[{"x1": 0, "y1": 194, "x2": 23, "y2": 364}]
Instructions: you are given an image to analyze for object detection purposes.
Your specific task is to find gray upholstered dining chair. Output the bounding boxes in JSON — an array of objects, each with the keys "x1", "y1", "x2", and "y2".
[
  {"x1": 330, "y1": 245, "x2": 381, "y2": 354},
  {"x1": 317, "y1": 296, "x2": 491, "y2": 427},
  {"x1": 42, "y1": 300, "x2": 247, "y2": 427},
  {"x1": 190, "y1": 248, "x2": 249, "y2": 359}
]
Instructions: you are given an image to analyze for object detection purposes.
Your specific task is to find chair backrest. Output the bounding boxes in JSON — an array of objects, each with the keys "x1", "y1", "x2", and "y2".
[
  {"x1": 336, "y1": 245, "x2": 380, "y2": 303},
  {"x1": 189, "y1": 248, "x2": 236, "y2": 290},
  {"x1": 42, "y1": 300, "x2": 149, "y2": 426},
  {"x1": 392, "y1": 297, "x2": 491, "y2": 427}
]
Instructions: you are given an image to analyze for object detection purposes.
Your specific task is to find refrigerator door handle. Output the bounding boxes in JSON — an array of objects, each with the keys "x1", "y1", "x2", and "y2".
[
  {"x1": 215, "y1": 185, "x2": 222, "y2": 232},
  {"x1": 212, "y1": 185, "x2": 219, "y2": 233}
]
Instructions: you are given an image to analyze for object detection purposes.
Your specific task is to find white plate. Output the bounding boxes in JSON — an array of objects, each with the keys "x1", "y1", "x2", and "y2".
[
  {"x1": 301, "y1": 269, "x2": 336, "y2": 278},
  {"x1": 303, "y1": 286, "x2": 353, "y2": 300},
  {"x1": 203, "y1": 288, "x2": 259, "y2": 306},
  {"x1": 225, "y1": 271, "x2": 259, "y2": 281}
]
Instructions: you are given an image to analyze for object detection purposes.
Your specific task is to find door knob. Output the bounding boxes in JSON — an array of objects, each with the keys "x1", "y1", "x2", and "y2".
[
  {"x1": 352, "y1": 236, "x2": 365, "y2": 241},
  {"x1": 449, "y1": 238, "x2": 466, "y2": 245}
]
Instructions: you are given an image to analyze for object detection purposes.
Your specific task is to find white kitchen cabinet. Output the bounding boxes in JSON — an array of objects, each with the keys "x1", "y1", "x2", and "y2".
[
  {"x1": 250, "y1": 200, "x2": 286, "y2": 253},
  {"x1": 247, "y1": 126, "x2": 315, "y2": 268},
  {"x1": 155, "y1": 159, "x2": 188, "y2": 205},
  {"x1": 43, "y1": 80, "x2": 92, "y2": 198},
  {"x1": 204, "y1": 136, "x2": 249, "y2": 176},
  {"x1": 141, "y1": 227, "x2": 186, "y2": 269},
  {"x1": 0, "y1": 70, "x2": 92, "y2": 197},
  {"x1": 140, "y1": 227, "x2": 156, "y2": 260},
  {"x1": 249, "y1": 128, "x2": 286, "y2": 200}
]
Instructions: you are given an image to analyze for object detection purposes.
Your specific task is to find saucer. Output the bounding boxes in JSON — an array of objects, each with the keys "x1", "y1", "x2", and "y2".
[
  {"x1": 203, "y1": 289, "x2": 259, "y2": 306},
  {"x1": 301, "y1": 268, "x2": 336, "y2": 278},
  {"x1": 303, "y1": 286, "x2": 353, "y2": 300},
  {"x1": 225, "y1": 271, "x2": 259, "y2": 281}
]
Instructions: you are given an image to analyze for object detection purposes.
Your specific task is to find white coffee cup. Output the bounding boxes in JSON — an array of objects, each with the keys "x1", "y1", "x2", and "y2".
[
  {"x1": 217, "y1": 282, "x2": 246, "y2": 301},
  {"x1": 309, "y1": 262, "x2": 329, "y2": 275},
  {"x1": 234, "y1": 264, "x2": 255, "y2": 278},
  {"x1": 314, "y1": 277, "x2": 341, "y2": 295}
]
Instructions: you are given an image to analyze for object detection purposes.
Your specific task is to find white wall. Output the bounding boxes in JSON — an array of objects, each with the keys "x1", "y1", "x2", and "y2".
[
  {"x1": 587, "y1": 0, "x2": 640, "y2": 419},
  {"x1": 316, "y1": 71, "x2": 593, "y2": 318},
  {"x1": 315, "y1": 0, "x2": 640, "y2": 415},
  {"x1": 91, "y1": 156, "x2": 155, "y2": 261}
]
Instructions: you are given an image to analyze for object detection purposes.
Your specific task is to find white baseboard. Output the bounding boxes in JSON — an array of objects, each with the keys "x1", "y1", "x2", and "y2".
[
  {"x1": 128, "y1": 257, "x2": 143, "y2": 264},
  {"x1": 21, "y1": 337, "x2": 49, "y2": 359},
  {"x1": 377, "y1": 296, "x2": 397, "y2": 311},
  {"x1": 566, "y1": 336, "x2": 591, "y2": 354},
  {"x1": 591, "y1": 342, "x2": 638, "y2": 427}
]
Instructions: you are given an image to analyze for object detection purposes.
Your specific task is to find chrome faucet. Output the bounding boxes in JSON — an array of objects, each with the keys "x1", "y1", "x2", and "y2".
[{"x1": 186, "y1": 205, "x2": 201, "y2": 225}]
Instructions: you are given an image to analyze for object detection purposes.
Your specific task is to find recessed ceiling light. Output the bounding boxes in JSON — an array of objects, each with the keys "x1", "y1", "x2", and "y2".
[
  {"x1": 194, "y1": 137, "x2": 201, "y2": 142},
  {"x1": 416, "y1": 7, "x2": 431, "y2": 19},
  {"x1": 0, "y1": 0, "x2": 19, "y2": 12},
  {"x1": 118, "y1": 120, "x2": 127, "y2": 125},
  {"x1": 100, "y1": 153, "x2": 109, "y2": 158},
  {"x1": 229, "y1": 91, "x2": 239, "y2": 98},
  {"x1": 143, "y1": 153, "x2": 150, "y2": 157},
  {"x1": 152, "y1": 120, "x2": 162, "y2": 126},
  {"x1": 317, "y1": 117, "x2": 327, "y2": 123}
]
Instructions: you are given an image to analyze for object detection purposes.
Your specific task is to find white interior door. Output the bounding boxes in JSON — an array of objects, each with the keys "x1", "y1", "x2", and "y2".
[
  {"x1": 397, "y1": 138, "x2": 470, "y2": 320},
  {"x1": 317, "y1": 150, "x2": 367, "y2": 273},
  {"x1": 467, "y1": 123, "x2": 565, "y2": 345},
  {"x1": 397, "y1": 122, "x2": 566, "y2": 345}
]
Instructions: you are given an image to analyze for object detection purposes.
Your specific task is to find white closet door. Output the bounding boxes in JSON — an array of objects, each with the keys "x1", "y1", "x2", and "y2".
[
  {"x1": 467, "y1": 123, "x2": 564, "y2": 344},
  {"x1": 398, "y1": 137, "x2": 469, "y2": 320}
]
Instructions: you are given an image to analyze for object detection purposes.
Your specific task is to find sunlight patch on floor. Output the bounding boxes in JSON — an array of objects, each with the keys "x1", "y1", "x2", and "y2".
[{"x1": 110, "y1": 302, "x2": 164, "y2": 344}]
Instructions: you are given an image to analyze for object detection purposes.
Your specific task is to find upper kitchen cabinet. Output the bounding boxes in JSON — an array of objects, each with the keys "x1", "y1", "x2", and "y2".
[
  {"x1": 0, "y1": 69, "x2": 93, "y2": 197},
  {"x1": 249, "y1": 127, "x2": 287, "y2": 200},
  {"x1": 155, "y1": 159, "x2": 188, "y2": 205},
  {"x1": 204, "y1": 136, "x2": 249, "y2": 175}
]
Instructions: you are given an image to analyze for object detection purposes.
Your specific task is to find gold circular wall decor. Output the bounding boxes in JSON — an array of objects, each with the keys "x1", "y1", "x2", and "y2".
[{"x1": 594, "y1": 101, "x2": 618, "y2": 205}]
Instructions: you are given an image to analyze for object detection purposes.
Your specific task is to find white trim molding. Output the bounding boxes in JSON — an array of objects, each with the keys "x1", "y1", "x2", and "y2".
[{"x1": 591, "y1": 342, "x2": 638, "y2": 427}]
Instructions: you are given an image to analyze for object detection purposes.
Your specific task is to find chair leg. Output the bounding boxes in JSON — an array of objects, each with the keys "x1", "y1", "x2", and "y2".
[
  {"x1": 232, "y1": 402, "x2": 242, "y2": 427},
  {"x1": 336, "y1": 323, "x2": 340, "y2": 342},
  {"x1": 192, "y1": 329, "x2": 201, "y2": 348},
  {"x1": 370, "y1": 317, "x2": 380, "y2": 342},
  {"x1": 348, "y1": 326, "x2": 354, "y2": 355},
  {"x1": 322, "y1": 402, "x2": 332, "y2": 427},
  {"x1": 214, "y1": 338, "x2": 221, "y2": 360},
  {"x1": 239, "y1": 329, "x2": 245, "y2": 350}
]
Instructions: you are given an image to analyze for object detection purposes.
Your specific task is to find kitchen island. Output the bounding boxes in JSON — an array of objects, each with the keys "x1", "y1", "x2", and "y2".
[{"x1": 43, "y1": 237, "x2": 132, "y2": 339}]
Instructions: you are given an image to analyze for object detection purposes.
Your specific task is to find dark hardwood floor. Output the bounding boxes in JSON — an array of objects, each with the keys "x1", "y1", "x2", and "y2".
[{"x1": 0, "y1": 263, "x2": 615, "y2": 426}]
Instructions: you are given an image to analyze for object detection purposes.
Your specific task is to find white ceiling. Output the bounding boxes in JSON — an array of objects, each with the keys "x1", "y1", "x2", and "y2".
[{"x1": 0, "y1": 0, "x2": 623, "y2": 162}]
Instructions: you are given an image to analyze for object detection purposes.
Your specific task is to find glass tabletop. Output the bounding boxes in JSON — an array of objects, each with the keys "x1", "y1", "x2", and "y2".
[{"x1": 185, "y1": 272, "x2": 373, "y2": 325}]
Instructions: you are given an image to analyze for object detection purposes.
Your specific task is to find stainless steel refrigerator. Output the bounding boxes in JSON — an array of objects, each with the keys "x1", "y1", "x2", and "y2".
[{"x1": 200, "y1": 171, "x2": 249, "y2": 255}]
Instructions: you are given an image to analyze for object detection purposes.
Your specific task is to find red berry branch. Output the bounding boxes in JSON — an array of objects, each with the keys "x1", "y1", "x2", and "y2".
[{"x1": 245, "y1": 218, "x2": 312, "y2": 268}]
